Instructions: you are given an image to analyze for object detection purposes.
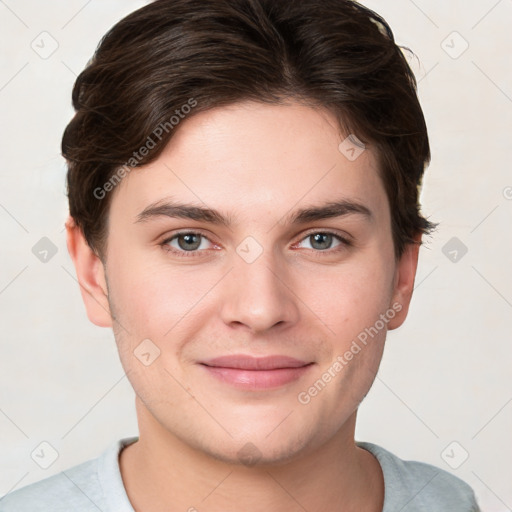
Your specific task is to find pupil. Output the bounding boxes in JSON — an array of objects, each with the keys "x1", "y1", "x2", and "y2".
[
  {"x1": 311, "y1": 233, "x2": 332, "y2": 250},
  {"x1": 178, "y1": 234, "x2": 201, "y2": 251}
]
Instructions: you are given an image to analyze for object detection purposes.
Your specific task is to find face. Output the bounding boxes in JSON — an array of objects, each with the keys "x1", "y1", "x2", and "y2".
[{"x1": 71, "y1": 100, "x2": 418, "y2": 465}]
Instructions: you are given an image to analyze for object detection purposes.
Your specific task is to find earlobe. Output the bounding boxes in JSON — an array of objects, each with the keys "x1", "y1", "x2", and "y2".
[
  {"x1": 65, "y1": 216, "x2": 113, "y2": 328},
  {"x1": 387, "y1": 237, "x2": 421, "y2": 330}
]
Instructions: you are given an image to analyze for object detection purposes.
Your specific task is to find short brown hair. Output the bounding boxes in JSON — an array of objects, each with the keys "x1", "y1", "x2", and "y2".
[{"x1": 62, "y1": 0, "x2": 435, "y2": 259}]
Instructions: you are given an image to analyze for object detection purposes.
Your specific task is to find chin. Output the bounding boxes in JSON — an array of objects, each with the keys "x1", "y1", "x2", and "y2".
[{"x1": 201, "y1": 433, "x2": 315, "y2": 468}]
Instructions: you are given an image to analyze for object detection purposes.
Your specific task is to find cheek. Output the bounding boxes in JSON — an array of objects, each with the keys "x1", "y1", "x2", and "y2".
[
  {"x1": 107, "y1": 255, "x2": 203, "y2": 329},
  {"x1": 106, "y1": 261, "x2": 205, "y2": 406},
  {"x1": 300, "y1": 254, "x2": 395, "y2": 341},
  {"x1": 105, "y1": 255, "x2": 229, "y2": 377}
]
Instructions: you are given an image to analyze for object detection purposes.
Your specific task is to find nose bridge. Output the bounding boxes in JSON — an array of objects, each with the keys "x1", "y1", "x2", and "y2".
[{"x1": 219, "y1": 239, "x2": 299, "y2": 332}]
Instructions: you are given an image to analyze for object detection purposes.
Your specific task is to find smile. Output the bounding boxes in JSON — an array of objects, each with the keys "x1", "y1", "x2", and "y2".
[{"x1": 199, "y1": 355, "x2": 314, "y2": 390}]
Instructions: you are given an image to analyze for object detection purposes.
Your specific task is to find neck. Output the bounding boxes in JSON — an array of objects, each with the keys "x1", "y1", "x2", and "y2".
[{"x1": 119, "y1": 398, "x2": 384, "y2": 512}]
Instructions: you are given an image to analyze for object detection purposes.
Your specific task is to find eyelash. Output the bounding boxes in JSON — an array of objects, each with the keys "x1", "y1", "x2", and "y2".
[{"x1": 160, "y1": 230, "x2": 352, "y2": 258}]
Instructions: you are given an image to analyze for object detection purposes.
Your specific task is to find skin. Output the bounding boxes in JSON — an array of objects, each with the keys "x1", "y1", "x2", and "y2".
[{"x1": 67, "y1": 100, "x2": 420, "y2": 512}]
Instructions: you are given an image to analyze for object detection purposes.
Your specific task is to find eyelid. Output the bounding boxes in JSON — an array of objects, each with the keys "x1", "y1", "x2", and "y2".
[
  {"x1": 161, "y1": 228, "x2": 216, "y2": 242},
  {"x1": 297, "y1": 227, "x2": 352, "y2": 243}
]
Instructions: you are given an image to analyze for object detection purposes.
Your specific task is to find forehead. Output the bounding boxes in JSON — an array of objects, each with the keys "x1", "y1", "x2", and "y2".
[{"x1": 110, "y1": 101, "x2": 388, "y2": 225}]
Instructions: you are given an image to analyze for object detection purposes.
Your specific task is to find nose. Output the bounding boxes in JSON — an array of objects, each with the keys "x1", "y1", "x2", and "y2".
[{"x1": 219, "y1": 248, "x2": 300, "y2": 334}]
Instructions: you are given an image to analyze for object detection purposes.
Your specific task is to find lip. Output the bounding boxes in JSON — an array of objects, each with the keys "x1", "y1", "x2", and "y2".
[
  {"x1": 199, "y1": 355, "x2": 314, "y2": 389},
  {"x1": 203, "y1": 355, "x2": 310, "y2": 370}
]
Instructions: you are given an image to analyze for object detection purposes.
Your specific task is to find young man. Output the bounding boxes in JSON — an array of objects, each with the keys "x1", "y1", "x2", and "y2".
[{"x1": 0, "y1": 0, "x2": 480, "y2": 510}]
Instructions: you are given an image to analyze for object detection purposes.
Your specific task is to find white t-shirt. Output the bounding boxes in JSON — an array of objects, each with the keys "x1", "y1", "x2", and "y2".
[{"x1": 0, "y1": 437, "x2": 480, "y2": 511}]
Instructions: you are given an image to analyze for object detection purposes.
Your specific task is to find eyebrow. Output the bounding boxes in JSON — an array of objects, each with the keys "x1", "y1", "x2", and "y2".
[{"x1": 135, "y1": 198, "x2": 373, "y2": 227}]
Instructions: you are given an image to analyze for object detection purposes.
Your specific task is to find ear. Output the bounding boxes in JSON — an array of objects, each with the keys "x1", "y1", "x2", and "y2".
[
  {"x1": 387, "y1": 235, "x2": 421, "y2": 330},
  {"x1": 65, "y1": 216, "x2": 113, "y2": 328}
]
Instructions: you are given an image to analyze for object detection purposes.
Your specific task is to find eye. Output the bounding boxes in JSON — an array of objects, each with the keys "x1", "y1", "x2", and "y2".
[
  {"x1": 161, "y1": 230, "x2": 351, "y2": 258},
  {"x1": 162, "y1": 231, "x2": 216, "y2": 256},
  {"x1": 294, "y1": 231, "x2": 351, "y2": 252}
]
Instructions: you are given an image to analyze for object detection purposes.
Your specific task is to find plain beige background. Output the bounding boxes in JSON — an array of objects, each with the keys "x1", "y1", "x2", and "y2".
[{"x1": 0, "y1": 1, "x2": 511, "y2": 510}]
